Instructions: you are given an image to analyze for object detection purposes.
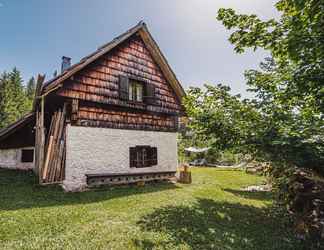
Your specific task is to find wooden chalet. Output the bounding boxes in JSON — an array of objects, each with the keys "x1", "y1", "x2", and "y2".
[{"x1": 0, "y1": 22, "x2": 185, "y2": 191}]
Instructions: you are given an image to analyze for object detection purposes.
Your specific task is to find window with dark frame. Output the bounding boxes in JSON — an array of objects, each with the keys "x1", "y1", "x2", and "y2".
[
  {"x1": 21, "y1": 149, "x2": 34, "y2": 163},
  {"x1": 130, "y1": 146, "x2": 158, "y2": 168},
  {"x1": 118, "y1": 75, "x2": 156, "y2": 104}
]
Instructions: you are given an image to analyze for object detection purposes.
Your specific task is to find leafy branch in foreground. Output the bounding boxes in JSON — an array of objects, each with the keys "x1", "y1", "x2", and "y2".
[{"x1": 217, "y1": 0, "x2": 324, "y2": 114}]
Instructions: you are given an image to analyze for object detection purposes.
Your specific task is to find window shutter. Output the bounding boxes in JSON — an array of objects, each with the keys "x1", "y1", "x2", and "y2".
[
  {"x1": 129, "y1": 147, "x2": 136, "y2": 168},
  {"x1": 144, "y1": 83, "x2": 156, "y2": 104},
  {"x1": 119, "y1": 75, "x2": 129, "y2": 100}
]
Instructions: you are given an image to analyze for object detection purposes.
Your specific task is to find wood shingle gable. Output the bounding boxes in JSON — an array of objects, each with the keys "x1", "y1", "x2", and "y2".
[
  {"x1": 42, "y1": 21, "x2": 185, "y2": 107},
  {"x1": 57, "y1": 34, "x2": 182, "y2": 115}
]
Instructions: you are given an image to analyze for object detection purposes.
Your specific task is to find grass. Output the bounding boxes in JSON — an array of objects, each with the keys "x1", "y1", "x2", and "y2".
[{"x1": 0, "y1": 167, "x2": 310, "y2": 250}]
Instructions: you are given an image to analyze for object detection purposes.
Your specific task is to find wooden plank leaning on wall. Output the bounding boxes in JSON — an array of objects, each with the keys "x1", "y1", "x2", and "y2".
[
  {"x1": 42, "y1": 104, "x2": 67, "y2": 184},
  {"x1": 33, "y1": 74, "x2": 45, "y2": 184}
]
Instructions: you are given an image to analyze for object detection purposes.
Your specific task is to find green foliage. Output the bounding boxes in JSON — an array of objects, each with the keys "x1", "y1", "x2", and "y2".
[
  {"x1": 183, "y1": 0, "x2": 324, "y2": 174},
  {"x1": 0, "y1": 68, "x2": 33, "y2": 128},
  {"x1": 0, "y1": 68, "x2": 35, "y2": 128},
  {"x1": 184, "y1": 81, "x2": 323, "y2": 172},
  {"x1": 178, "y1": 123, "x2": 244, "y2": 165},
  {"x1": 204, "y1": 147, "x2": 221, "y2": 164},
  {"x1": 26, "y1": 76, "x2": 36, "y2": 101},
  {"x1": 178, "y1": 130, "x2": 195, "y2": 163},
  {"x1": 217, "y1": 0, "x2": 324, "y2": 113},
  {"x1": 184, "y1": 84, "x2": 262, "y2": 155},
  {"x1": 177, "y1": 125, "x2": 216, "y2": 163},
  {"x1": 218, "y1": 150, "x2": 243, "y2": 165},
  {"x1": 198, "y1": 2, "x2": 324, "y2": 241}
]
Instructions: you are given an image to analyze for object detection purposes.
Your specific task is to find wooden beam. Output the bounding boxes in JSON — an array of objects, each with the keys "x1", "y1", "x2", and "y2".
[
  {"x1": 32, "y1": 74, "x2": 45, "y2": 112},
  {"x1": 36, "y1": 96, "x2": 45, "y2": 184},
  {"x1": 43, "y1": 135, "x2": 54, "y2": 180}
]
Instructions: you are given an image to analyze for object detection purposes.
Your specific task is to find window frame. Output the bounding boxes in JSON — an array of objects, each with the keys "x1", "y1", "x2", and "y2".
[
  {"x1": 128, "y1": 78, "x2": 145, "y2": 103},
  {"x1": 130, "y1": 146, "x2": 158, "y2": 168},
  {"x1": 118, "y1": 74, "x2": 155, "y2": 104}
]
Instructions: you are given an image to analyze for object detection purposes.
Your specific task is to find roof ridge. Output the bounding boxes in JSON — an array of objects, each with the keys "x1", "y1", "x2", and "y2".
[{"x1": 97, "y1": 21, "x2": 145, "y2": 51}]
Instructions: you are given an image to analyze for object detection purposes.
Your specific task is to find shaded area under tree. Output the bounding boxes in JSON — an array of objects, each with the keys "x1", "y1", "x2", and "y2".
[{"x1": 136, "y1": 198, "x2": 312, "y2": 250}]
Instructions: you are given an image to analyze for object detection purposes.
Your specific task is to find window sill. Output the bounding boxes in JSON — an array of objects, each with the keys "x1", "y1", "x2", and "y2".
[{"x1": 127, "y1": 100, "x2": 146, "y2": 105}]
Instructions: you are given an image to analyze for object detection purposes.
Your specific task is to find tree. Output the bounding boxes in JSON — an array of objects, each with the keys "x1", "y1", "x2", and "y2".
[
  {"x1": 0, "y1": 71, "x2": 10, "y2": 128},
  {"x1": 0, "y1": 68, "x2": 30, "y2": 128},
  {"x1": 184, "y1": 83, "x2": 324, "y2": 172},
  {"x1": 217, "y1": 0, "x2": 324, "y2": 114},
  {"x1": 25, "y1": 76, "x2": 36, "y2": 109},
  {"x1": 184, "y1": 0, "x2": 324, "y2": 174},
  {"x1": 26, "y1": 77, "x2": 36, "y2": 100}
]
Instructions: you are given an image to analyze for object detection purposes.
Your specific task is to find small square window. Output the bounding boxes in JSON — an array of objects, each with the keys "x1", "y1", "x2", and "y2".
[{"x1": 21, "y1": 149, "x2": 34, "y2": 163}]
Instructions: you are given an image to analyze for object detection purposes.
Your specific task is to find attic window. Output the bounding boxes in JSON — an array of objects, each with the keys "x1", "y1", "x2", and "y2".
[
  {"x1": 118, "y1": 75, "x2": 155, "y2": 104},
  {"x1": 21, "y1": 149, "x2": 34, "y2": 163},
  {"x1": 129, "y1": 79, "x2": 143, "y2": 102}
]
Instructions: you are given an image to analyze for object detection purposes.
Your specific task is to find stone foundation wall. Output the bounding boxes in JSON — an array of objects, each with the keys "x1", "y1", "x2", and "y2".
[
  {"x1": 63, "y1": 125, "x2": 178, "y2": 191},
  {"x1": 0, "y1": 147, "x2": 34, "y2": 170}
]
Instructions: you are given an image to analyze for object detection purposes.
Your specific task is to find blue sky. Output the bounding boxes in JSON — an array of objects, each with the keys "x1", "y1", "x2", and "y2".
[{"x1": 0, "y1": 0, "x2": 279, "y2": 97}]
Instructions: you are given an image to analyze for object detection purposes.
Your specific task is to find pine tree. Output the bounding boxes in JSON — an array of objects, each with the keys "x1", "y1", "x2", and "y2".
[
  {"x1": 26, "y1": 76, "x2": 36, "y2": 100},
  {"x1": 9, "y1": 68, "x2": 29, "y2": 116},
  {"x1": 25, "y1": 76, "x2": 36, "y2": 109},
  {"x1": 0, "y1": 68, "x2": 29, "y2": 128},
  {"x1": 0, "y1": 71, "x2": 10, "y2": 128}
]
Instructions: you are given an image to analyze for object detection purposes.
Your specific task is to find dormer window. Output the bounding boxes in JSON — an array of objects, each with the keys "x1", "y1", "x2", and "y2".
[{"x1": 129, "y1": 79, "x2": 143, "y2": 102}]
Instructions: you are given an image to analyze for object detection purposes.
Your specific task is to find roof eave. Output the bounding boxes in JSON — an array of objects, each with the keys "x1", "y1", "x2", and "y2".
[
  {"x1": 0, "y1": 112, "x2": 35, "y2": 142},
  {"x1": 138, "y1": 24, "x2": 186, "y2": 100}
]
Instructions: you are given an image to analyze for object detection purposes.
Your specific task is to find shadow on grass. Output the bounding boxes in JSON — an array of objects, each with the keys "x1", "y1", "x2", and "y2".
[
  {"x1": 0, "y1": 169, "x2": 178, "y2": 211},
  {"x1": 136, "y1": 198, "x2": 304, "y2": 250},
  {"x1": 222, "y1": 188, "x2": 273, "y2": 202}
]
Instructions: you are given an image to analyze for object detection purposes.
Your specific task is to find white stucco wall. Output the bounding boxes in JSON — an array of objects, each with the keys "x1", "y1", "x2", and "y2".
[
  {"x1": 63, "y1": 125, "x2": 178, "y2": 191},
  {"x1": 0, "y1": 147, "x2": 35, "y2": 170}
]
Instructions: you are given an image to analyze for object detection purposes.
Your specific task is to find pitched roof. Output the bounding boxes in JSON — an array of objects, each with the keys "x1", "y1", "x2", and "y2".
[
  {"x1": 0, "y1": 112, "x2": 35, "y2": 141},
  {"x1": 42, "y1": 21, "x2": 185, "y2": 100}
]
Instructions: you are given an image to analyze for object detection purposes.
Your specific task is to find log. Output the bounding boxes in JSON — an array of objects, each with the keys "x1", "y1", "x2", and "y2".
[
  {"x1": 55, "y1": 139, "x2": 65, "y2": 181},
  {"x1": 179, "y1": 171, "x2": 192, "y2": 184},
  {"x1": 178, "y1": 165, "x2": 192, "y2": 184}
]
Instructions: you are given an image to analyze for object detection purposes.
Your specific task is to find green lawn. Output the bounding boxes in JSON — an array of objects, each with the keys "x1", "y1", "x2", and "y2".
[{"x1": 0, "y1": 168, "x2": 308, "y2": 250}]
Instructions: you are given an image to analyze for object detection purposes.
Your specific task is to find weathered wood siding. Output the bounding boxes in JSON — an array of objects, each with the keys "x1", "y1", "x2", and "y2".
[
  {"x1": 75, "y1": 104, "x2": 178, "y2": 131},
  {"x1": 56, "y1": 35, "x2": 182, "y2": 131},
  {"x1": 57, "y1": 34, "x2": 182, "y2": 115}
]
